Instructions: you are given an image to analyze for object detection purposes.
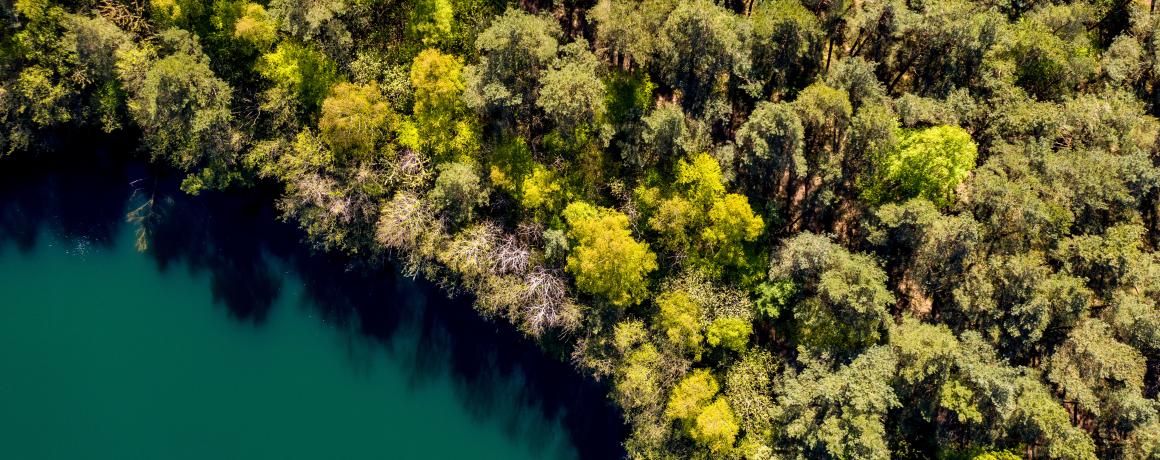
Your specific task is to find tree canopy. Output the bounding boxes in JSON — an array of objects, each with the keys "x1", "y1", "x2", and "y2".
[{"x1": 5, "y1": 0, "x2": 1160, "y2": 457}]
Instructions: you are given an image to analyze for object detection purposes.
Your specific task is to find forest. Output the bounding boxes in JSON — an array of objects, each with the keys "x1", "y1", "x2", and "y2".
[{"x1": 2, "y1": 0, "x2": 1160, "y2": 458}]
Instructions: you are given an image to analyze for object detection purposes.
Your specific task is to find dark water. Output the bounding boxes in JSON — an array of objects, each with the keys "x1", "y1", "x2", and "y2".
[{"x1": 0, "y1": 144, "x2": 624, "y2": 459}]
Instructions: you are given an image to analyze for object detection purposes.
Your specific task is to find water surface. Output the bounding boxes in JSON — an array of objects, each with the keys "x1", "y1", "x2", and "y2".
[{"x1": 0, "y1": 149, "x2": 622, "y2": 459}]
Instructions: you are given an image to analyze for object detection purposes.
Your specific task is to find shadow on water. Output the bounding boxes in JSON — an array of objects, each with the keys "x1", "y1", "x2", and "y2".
[{"x1": 0, "y1": 136, "x2": 626, "y2": 460}]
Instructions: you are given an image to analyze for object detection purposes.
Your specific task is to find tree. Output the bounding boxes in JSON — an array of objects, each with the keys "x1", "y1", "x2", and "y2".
[
  {"x1": 257, "y1": 41, "x2": 340, "y2": 115},
  {"x1": 0, "y1": 4, "x2": 144, "y2": 150},
  {"x1": 511, "y1": 267, "x2": 579, "y2": 336},
  {"x1": 750, "y1": 0, "x2": 823, "y2": 99},
  {"x1": 847, "y1": 102, "x2": 899, "y2": 193},
  {"x1": 655, "y1": 290, "x2": 703, "y2": 357},
  {"x1": 734, "y1": 101, "x2": 805, "y2": 201},
  {"x1": 588, "y1": 0, "x2": 676, "y2": 69},
  {"x1": 409, "y1": 0, "x2": 453, "y2": 46},
  {"x1": 638, "y1": 152, "x2": 764, "y2": 277},
  {"x1": 674, "y1": 151, "x2": 725, "y2": 207},
  {"x1": 611, "y1": 320, "x2": 666, "y2": 412},
  {"x1": 1052, "y1": 224, "x2": 1151, "y2": 298},
  {"x1": 514, "y1": 163, "x2": 567, "y2": 221},
  {"x1": 964, "y1": 150, "x2": 1076, "y2": 255},
  {"x1": 122, "y1": 29, "x2": 236, "y2": 178},
  {"x1": 826, "y1": 56, "x2": 888, "y2": 111},
  {"x1": 983, "y1": 11, "x2": 1098, "y2": 101},
  {"x1": 318, "y1": 82, "x2": 392, "y2": 160},
  {"x1": 428, "y1": 161, "x2": 487, "y2": 226},
  {"x1": 376, "y1": 191, "x2": 439, "y2": 257},
  {"x1": 463, "y1": 8, "x2": 560, "y2": 126},
  {"x1": 410, "y1": 48, "x2": 479, "y2": 161},
  {"x1": 538, "y1": 39, "x2": 606, "y2": 134},
  {"x1": 786, "y1": 81, "x2": 852, "y2": 226},
  {"x1": 1008, "y1": 374, "x2": 1098, "y2": 460},
  {"x1": 438, "y1": 222, "x2": 500, "y2": 283},
  {"x1": 67, "y1": 14, "x2": 132, "y2": 131},
  {"x1": 563, "y1": 201, "x2": 658, "y2": 307},
  {"x1": 862, "y1": 125, "x2": 978, "y2": 209},
  {"x1": 656, "y1": 0, "x2": 750, "y2": 118},
  {"x1": 264, "y1": 129, "x2": 391, "y2": 254},
  {"x1": 1110, "y1": 292, "x2": 1160, "y2": 360},
  {"x1": 267, "y1": 0, "x2": 352, "y2": 59},
  {"x1": 691, "y1": 397, "x2": 739, "y2": 454},
  {"x1": 775, "y1": 346, "x2": 899, "y2": 459},
  {"x1": 769, "y1": 233, "x2": 893, "y2": 352},
  {"x1": 877, "y1": 0, "x2": 1002, "y2": 96},
  {"x1": 666, "y1": 368, "x2": 720, "y2": 421},
  {"x1": 724, "y1": 350, "x2": 779, "y2": 444},
  {"x1": 233, "y1": 3, "x2": 277, "y2": 49},
  {"x1": 1047, "y1": 319, "x2": 1150, "y2": 430},
  {"x1": 795, "y1": 80, "x2": 852, "y2": 165},
  {"x1": 636, "y1": 101, "x2": 695, "y2": 168},
  {"x1": 700, "y1": 193, "x2": 765, "y2": 272},
  {"x1": 948, "y1": 252, "x2": 1092, "y2": 361},
  {"x1": 1128, "y1": 8, "x2": 1160, "y2": 117},
  {"x1": 889, "y1": 317, "x2": 982, "y2": 440},
  {"x1": 1123, "y1": 421, "x2": 1160, "y2": 460},
  {"x1": 705, "y1": 317, "x2": 751, "y2": 353}
]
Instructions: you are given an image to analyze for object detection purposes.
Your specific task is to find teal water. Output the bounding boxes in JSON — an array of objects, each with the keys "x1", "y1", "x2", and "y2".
[{"x1": 0, "y1": 153, "x2": 621, "y2": 459}]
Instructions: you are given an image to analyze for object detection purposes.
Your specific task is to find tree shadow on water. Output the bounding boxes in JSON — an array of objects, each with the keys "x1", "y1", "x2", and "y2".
[
  {"x1": 141, "y1": 189, "x2": 286, "y2": 324},
  {"x1": 0, "y1": 140, "x2": 628, "y2": 459},
  {"x1": 146, "y1": 180, "x2": 629, "y2": 460},
  {"x1": 288, "y1": 255, "x2": 629, "y2": 460},
  {"x1": 0, "y1": 145, "x2": 136, "y2": 255}
]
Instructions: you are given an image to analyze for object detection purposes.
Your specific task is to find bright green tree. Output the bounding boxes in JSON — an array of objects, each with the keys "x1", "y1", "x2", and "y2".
[
  {"x1": 257, "y1": 41, "x2": 340, "y2": 114},
  {"x1": 705, "y1": 317, "x2": 751, "y2": 353},
  {"x1": 318, "y1": 82, "x2": 392, "y2": 160},
  {"x1": 691, "y1": 397, "x2": 739, "y2": 453},
  {"x1": 410, "y1": 48, "x2": 479, "y2": 161},
  {"x1": 563, "y1": 201, "x2": 658, "y2": 307},
  {"x1": 665, "y1": 369, "x2": 720, "y2": 421},
  {"x1": 863, "y1": 125, "x2": 978, "y2": 209},
  {"x1": 655, "y1": 290, "x2": 703, "y2": 357}
]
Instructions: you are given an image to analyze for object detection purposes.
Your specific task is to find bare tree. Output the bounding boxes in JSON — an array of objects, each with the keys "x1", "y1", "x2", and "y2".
[
  {"x1": 391, "y1": 148, "x2": 431, "y2": 190},
  {"x1": 492, "y1": 234, "x2": 531, "y2": 275},
  {"x1": 439, "y1": 222, "x2": 500, "y2": 284},
  {"x1": 519, "y1": 267, "x2": 580, "y2": 335},
  {"x1": 97, "y1": 0, "x2": 151, "y2": 36},
  {"x1": 375, "y1": 191, "x2": 430, "y2": 251}
]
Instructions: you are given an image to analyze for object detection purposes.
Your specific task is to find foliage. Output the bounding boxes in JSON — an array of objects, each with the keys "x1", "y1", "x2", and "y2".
[
  {"x1": 428, "y1": 161, "x2": 487, "y2": 226},
  {"x1": 318, "y1": 82, "x2": 393, "y2": 160},
  {"x1": 776, "y1": 346, "x2": 899, "y2": 459},
  {"x1": 121, "y1": 29, "x2": 236, "y2": 185},
  {"x1": 655, "y1": 290, "x2": 703, "y2": 357},
  {"x1": 257, "y1": 40, "x2": 340, "y2": 115},
  {"x1": 410, "y1": 48, "x2": 479, "y2": 161},
  {"x1": 655, "y1": 0, "x2": 750, "y2": 117},
  {"x1": 7, "y1": 0, "x2": 1160, "y2": 457},
  {"x1": 862, "y1": 125, "x2": 978, "y2": 209},
  {"x1": 705, "y1": 317, "x2": 751, "y2": 353},
  {"x1": 562, "y1": 201, "x2": 657, "y2": 307},
  {"x1": 463, "y1": 8, "x2": 560, "y2": 126},
  {"x1": 770, "y1": 233, "x2": 893, "y2": 353}
]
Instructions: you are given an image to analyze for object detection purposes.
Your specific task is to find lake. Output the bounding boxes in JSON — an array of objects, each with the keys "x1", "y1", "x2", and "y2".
[{"x1": 0, "y1": 144, "x2": 623, "y2": 459}]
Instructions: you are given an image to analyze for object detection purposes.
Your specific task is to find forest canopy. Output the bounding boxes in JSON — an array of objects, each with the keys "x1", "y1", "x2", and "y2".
[{"x1": 3, "y1": 0, "x2": 1160, "y2": 458}]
